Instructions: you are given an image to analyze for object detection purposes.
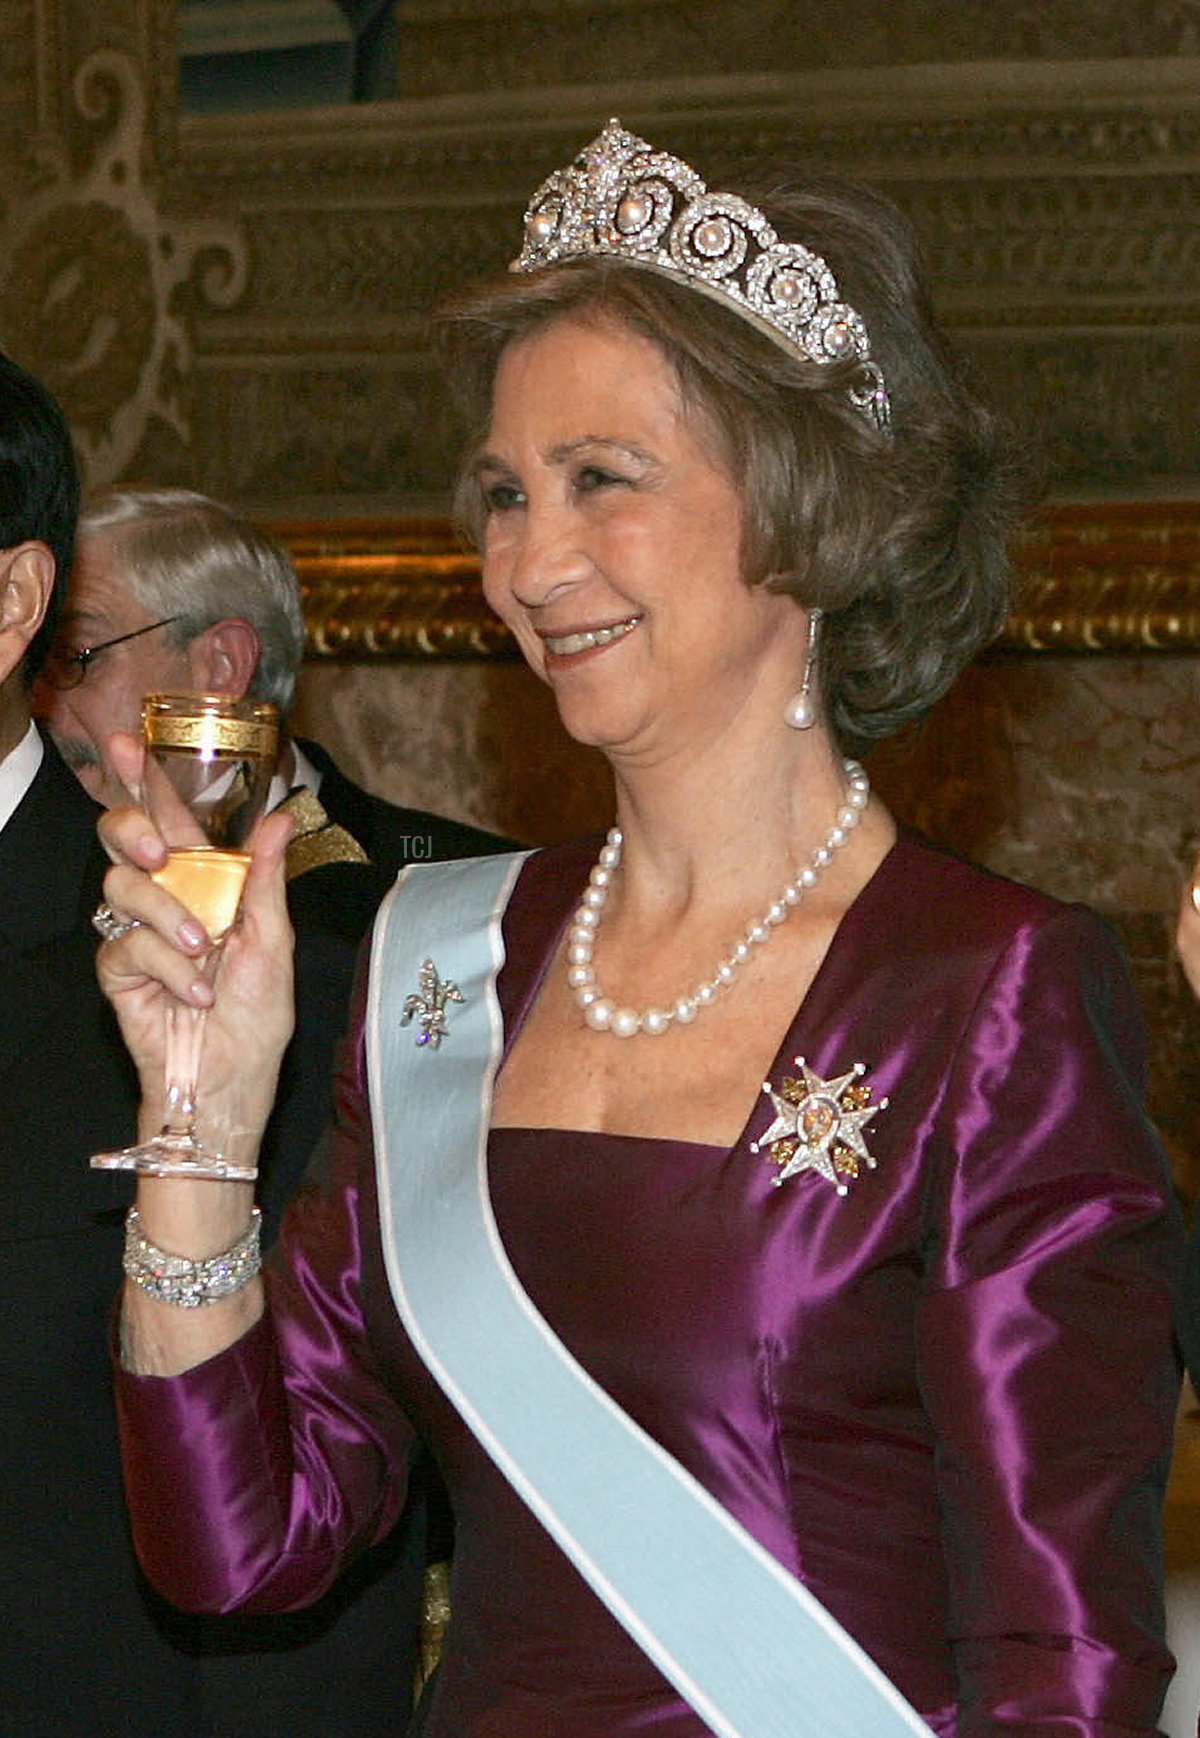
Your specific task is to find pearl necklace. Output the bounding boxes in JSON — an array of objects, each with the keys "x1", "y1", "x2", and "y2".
[{"x1": 566, "y1": 759, "x2": 870, "y2": 1038}]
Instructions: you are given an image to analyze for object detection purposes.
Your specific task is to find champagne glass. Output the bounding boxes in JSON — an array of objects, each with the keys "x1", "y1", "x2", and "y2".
[{"x1": 91, "y1": 692, "x2": 280, "y2": 1180}]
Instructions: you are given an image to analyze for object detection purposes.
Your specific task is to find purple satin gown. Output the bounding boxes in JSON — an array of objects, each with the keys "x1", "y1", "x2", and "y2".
[{"x1": 116, "y1": 833, "x2": 1183, "y2": 1736}]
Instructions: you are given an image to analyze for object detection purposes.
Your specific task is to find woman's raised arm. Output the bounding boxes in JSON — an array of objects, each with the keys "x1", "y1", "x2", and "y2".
[{"x1": 95, "y1": 759, "x2": 295, "y2": 1376}]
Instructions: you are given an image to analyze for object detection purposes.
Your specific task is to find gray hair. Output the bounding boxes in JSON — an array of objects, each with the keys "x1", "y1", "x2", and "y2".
[{"x1": 78, "y1": 487, "x2": 306, "y2": 713}]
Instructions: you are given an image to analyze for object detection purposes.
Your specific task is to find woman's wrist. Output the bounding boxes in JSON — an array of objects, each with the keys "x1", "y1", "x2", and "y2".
[{"x1": 132, "y1": 1174, "x2": 259, "y2": 1261}]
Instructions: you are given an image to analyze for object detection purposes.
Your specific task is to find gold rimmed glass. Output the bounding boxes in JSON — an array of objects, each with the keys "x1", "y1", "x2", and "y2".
[{"x1": 91, "y1": 693, "x2": 279, "y2": 1180}]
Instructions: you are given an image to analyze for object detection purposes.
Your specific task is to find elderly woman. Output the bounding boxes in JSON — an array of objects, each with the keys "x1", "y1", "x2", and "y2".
[{"x1": 98, "y1": 123, "x2": 1180, "y2": 1737}]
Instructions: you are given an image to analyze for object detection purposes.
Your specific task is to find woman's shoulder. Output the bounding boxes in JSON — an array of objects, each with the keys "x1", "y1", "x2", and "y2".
[
  {"x1": 862, "y1": 832, "x2": 1151, "y2": 1101},
  {"x1": 879, "y1": 826, "x2": 1122, "y2": 966},
  {"x1": 511, "y1": 835, "x2": 599, "y2": 902}
]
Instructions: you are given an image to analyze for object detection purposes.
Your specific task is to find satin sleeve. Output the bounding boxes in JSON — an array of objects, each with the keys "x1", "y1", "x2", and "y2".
[
  {"x1": 114, "y1": 1001, "x2": 416, "y2": 1615},
  {"x1": 918, "y1": 904, "x2": 1182, "y2": 1735}
]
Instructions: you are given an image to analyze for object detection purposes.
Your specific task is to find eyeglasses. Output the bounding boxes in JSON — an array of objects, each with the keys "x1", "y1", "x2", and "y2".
[{"x1": 41, "y1": 616, "x2": 183, "y2": 692}]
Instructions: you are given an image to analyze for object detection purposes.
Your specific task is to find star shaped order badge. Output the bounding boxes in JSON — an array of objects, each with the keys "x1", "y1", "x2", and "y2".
[
  {"x1": 750, "y1": 1056, "x2": 888, "y2": 1194},
  {"x1": 400, "y1": 958, "x2": 465, "y2": 1049}
]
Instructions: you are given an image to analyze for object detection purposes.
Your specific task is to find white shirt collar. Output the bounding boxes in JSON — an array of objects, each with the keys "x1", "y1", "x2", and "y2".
[
  {"x1": 267, "y1": 738, "x2": 322, "y2": 814},
  {"x1": 0, "y1": 721, "x2": 44, "y2": 836}
]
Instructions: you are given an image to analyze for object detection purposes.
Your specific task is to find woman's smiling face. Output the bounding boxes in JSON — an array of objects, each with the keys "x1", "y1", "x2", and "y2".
[{"x1": 475, "y1": 314, "x2": 807, "y2": 766}]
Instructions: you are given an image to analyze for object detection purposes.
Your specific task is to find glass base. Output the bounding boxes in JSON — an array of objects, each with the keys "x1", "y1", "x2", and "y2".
[{"x1": 90, "y1": 1134, "x2": 257, "y2": 1182}]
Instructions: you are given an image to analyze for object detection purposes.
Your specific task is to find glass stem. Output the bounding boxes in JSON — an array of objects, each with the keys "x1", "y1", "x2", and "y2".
[{"x1": 159, "y1": 946, "x2": 219, "y2": 1143}]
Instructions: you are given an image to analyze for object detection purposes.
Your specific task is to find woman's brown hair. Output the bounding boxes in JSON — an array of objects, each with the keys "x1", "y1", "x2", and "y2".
[{"x1": 437, "y1": 172, "x2": 1027, "y2": 754}]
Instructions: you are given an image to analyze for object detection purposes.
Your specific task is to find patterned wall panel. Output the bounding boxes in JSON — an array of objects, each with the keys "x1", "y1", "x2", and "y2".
[
  {"x1": 160, "y1": 62, "x2": 1200, "y2": 507},
  {"x1": 4, "y1": 13, "x2": 1199, "y2": 507}
]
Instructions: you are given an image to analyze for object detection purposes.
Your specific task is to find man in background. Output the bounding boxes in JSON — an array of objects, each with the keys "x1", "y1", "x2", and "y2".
[
  {"x1": 37, "y1": 483, "x2": 509, "y2": 1238},
  {"x1": 3, "y1": 401, "x2": 477, "y2": 1731},
  {"x1": 39, "y1": 484, "x2": 502, "y2": 891}
]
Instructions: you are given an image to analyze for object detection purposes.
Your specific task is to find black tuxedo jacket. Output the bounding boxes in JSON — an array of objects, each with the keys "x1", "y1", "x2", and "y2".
[
  {"x1": 0, "y1": 738, "x2": 448, "y2": 1737},
  {"x1": 297, "y1": 735, "x2": 516, "y2": 881}
]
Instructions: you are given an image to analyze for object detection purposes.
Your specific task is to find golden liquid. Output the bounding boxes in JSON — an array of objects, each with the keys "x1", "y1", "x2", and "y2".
[{"x1": 151, "y1": 848, "x2": 250, "y2": 940}]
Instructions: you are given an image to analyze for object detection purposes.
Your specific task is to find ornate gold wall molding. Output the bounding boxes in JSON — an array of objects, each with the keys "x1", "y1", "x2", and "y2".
[
  {"x1": 391, "y1": 7, "x2": 1200, "y2": 97},
  {"x1": 270, "y1": 516, "x2": 512, "y2": 658},
  {"x1": 1008, "y1": 503, "x2": 1200, "y2": 652},
  {"x1": 163, "y1": 58, "x2": 1200, "y2": 505},
  {"x1": 271, "y1": 501, "x2": 1200, "y2": 662},
  {"x1": 176, "y1": 60, "x2": 1200, "y2": 327}
]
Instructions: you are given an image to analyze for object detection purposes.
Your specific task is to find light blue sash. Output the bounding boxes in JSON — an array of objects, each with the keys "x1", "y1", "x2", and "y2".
[{"x1": 367, "y1": 854, "x2": 932, "y2": 1738}]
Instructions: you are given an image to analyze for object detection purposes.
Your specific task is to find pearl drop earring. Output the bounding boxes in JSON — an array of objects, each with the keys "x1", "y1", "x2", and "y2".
[{"x1": 784, "y1": 607, "x2": 823, "y2": 730}]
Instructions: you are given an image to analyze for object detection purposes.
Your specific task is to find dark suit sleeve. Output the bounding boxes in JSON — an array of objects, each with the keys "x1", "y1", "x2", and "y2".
[
  {"x1": 295, "y1": 734, "x2": 517, "y2": 879},
  {"x1": 1179, "y1": 1221, "x2": 1200, "y2": 1385}
]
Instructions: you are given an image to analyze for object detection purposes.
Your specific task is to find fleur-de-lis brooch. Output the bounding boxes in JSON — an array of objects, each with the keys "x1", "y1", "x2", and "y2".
[
  {"x1": 401, "y1": 958, "x2": 465, "y2": 1049},
  {"x1": 750, "y1": 1056, "x2": 887, "y2": 1194}
]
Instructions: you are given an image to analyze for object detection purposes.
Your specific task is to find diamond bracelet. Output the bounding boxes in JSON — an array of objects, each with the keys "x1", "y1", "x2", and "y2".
[{"x1": 123, "y1": 1206, "x2": 262, "y2": 1309}]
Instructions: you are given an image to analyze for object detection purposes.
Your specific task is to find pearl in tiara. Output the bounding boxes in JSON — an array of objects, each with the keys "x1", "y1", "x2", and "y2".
[{"x1": 510, "y1": 118, "x2": 891, "y2": 434}]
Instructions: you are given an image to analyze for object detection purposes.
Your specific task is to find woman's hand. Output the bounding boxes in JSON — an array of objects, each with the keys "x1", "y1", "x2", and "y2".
[
  {"x1": 95, "y1": 732, "x2": 296, "y2": 1165},
  {"x1": 93, "y1": 731, "x2": 296, "y2": 1374},
  {"x1": 1178, "y1": 858, "x2": 1200, "y2": 1002}
]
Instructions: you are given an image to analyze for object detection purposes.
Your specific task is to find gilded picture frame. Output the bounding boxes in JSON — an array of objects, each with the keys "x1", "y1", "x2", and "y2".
[{"x1": 268, "y1": 501, "x2": 1200, "y2": 662}]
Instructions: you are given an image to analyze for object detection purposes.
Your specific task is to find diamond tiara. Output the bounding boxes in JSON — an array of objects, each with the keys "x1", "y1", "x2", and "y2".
[{"x1": 510, "y1": 118, "x2": 891, "y2": 433}]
